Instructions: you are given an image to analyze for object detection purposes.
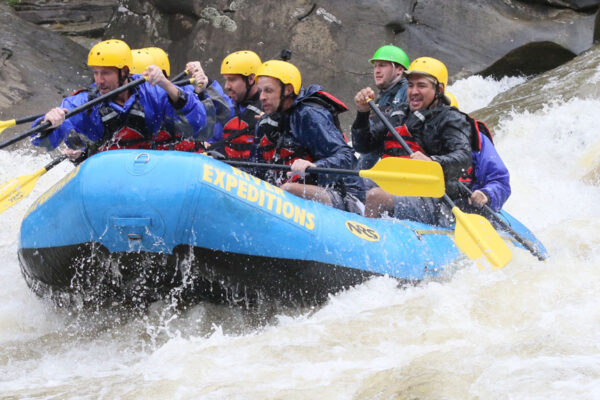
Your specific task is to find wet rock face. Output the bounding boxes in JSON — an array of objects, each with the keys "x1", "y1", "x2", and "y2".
[
  {"x1": 104, "y1": 0, "x2": 597, "y2": 126},
  {"x1": 522, "y1": 0, "x2": 600, "y2": 10},
  {"x1": 1, "y1": 0, "x2": 599, "y2": 132},
  {"x1": 0, "y1": 3, "x2": 90, "y2": 121},
  {"x1": 13, "y1": 0, "x2": 116, "y2": 25}
]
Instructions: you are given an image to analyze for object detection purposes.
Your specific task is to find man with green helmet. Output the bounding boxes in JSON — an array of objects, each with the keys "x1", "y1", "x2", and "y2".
[
  {"x1": 370, "y1": 45, "x2": 410, "y2": 100},
  {"x1": 356, "y1": 45, "x2": 410, "y2": 170},
  {"x1": 254, "y1": 59, "x2": 365, "y2": 213},
  {"x1": 353, "y1": 57, "x2": 473, "y2": 225}
]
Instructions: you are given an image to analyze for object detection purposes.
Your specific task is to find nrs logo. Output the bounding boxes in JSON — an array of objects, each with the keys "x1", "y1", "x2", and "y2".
[{"x1": 345, "y1": 221, "x2": 380, "y2": 242}]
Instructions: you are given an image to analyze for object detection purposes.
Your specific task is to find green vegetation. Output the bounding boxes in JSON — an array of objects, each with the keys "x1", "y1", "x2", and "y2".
[{"x1": 6, "y1": 0, "x2": 20, "y2": 5}]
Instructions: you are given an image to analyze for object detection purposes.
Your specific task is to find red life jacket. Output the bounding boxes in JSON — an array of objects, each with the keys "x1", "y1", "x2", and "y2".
[
  {"x1": 381, "y1": 108, "x2": 478, "y2": 185},
  {"x1": 256, "y1": 89, "x2": 347, "y2": 185},
  {"x1": 257, "y1": 116, "x2": 313, "y2": 165},
  {"x1": 256, "y1": 115, "x2": 315, "y2": 185},
  {"x1": 96, "y1": 95, "x2": 151, "y2": 151},
  {"x1": 222, "y1": 103, "x2": 262, "y2": 160},
  {"x1": 465, "y1": 114, "x2": 494, "y2": 151},
  {"x1": 151, "y1": 128, "x2": 206, "y2": 152},
  {"x1": 257, "y1": 89, "x2": 348, "y2": 163},
  {"x1": 460, "y1": 114, "x2": 494, "y2": 185},
  {"x1": 72, "y1": 85, "x2": 205, "y2": 154},
  {"x1": 382, "y1": 125, "x2": 426, "y2": 158}
]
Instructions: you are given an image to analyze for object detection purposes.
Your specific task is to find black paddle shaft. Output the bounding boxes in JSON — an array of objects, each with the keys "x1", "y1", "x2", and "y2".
[
  {"x1": 0, "y1": 77, "x2": 147, "y2": 150},
  {"x1": 43, "y1": 155, "x2": 67, "y2": 171},
  {"x1": 15, "y1": 114, "x2": 43, "y2": 125},
  {"x1": 170, "y1": 70, "x2": 188, "y2": 82},
  {"x1": 223, "y1": 159, "x2": 360, "y2": 177},
  {"x1": 457, "y1": 181, "x2": 546, "y2": 260}
]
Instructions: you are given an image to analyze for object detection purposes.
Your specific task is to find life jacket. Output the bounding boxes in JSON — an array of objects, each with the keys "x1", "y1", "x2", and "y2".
[
  {"x1": 257, "y1": 89, "x2": 348, "y2": 164},
  {"x1": 77, "y1": 85, "x2": 151, "y2": 152},
  {"x1": 382, "y1": 125, "x2": 426, "y2": 158},
  {"x1": 381, "y1": 106, "x2": 477, "y2": 186},
  {"x1": 257, "y1": 115, "x2": 313, "y2": 165},
  {"x1": 83, "y1": 85, "x2": 204, "y2": 153},
  {"x1": 464, "y1": 113, "x2": 494, "y2": 151},
  {"x1": 222, "y1": 103, "x2": 262, "y2": 160},
  {"x1": 256, "y1": 89, "x2": 347, "y2": 185},
  {"x1": 97, "y1": 96, "x2": 150, "y2": 151},
  {"x1": 458, "y1": 112, "x2": 495, "y2": 185},
  {"x1": 255, "y1": 115, "x2": 314, "y2": 185}
]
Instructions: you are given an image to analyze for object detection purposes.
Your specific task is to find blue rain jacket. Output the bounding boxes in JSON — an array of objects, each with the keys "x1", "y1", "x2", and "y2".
[
  {"x1": 471, "y1": 132, "x2": 511, "y2": 212},
  {"x1": 257, "y1": 84, "x2": 365, "y2": 199},
  {"x1": 32, "y1": 74, "x2": 206, "y2": 149},
  {"x1": 199, "y1": 80, "x2": 234, "y2": 143}
]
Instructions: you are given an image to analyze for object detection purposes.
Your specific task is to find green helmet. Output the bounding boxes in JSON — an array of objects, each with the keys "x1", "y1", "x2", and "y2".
[{"x1": 369, "y1": 45, "x2": 410, "y2": 69}]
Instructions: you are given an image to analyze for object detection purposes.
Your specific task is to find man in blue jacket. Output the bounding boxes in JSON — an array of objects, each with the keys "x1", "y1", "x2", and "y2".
[
  {"x1": 469, "y1": 126, "x2": 511, "y2": 212},
  {"x1": 33, "y1": 39, "x2": 206, "y2": 160},
  {"x1": 185, "y1": 59, "x2": 234, "y2": 146},
  {"x1": 445, "y1": 92, "x2": 511, "y2": 212},
  {"x1": 255, "y1": 59, "x2": 364, "y2": 213}
]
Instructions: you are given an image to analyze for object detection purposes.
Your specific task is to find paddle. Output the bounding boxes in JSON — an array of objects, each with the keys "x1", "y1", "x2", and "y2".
[
  {"x1": 368, "y1": 99, "x2": 512, "y2": 269},
  {"x1": 0, "y1": 114, "x2": 43, "y2": 134},
  {"x1": 0, "y1": 76, "x2": 147, "y2": 150},
  {"x1": 0, "y1": 70, "x2": 196, "y2": 213},
  {"x1": 172, "y1": 77, "x2": 197, "y2": 86},
  {"x1": 222, "y1": 158, "x2": 445, "y2": 197},
  {"x1": 457, "y1": 181, "x2": 546, "y2": 261},
  {"x1": 0, "y1": 70, "x2": 191, "y2": 139},
  {"x1": 0, "y1": 156, "x2": 66, "y2": 214},
  {"x1": 170, "y1": 69, "x2": 189, "y2": 82}
]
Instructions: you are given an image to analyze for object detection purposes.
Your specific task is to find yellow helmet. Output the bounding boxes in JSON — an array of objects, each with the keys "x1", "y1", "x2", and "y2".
[
  {"x1": 221, "y1": 50, "x2": 262, "y2": 76},
  {"x1": 88, "y1": 39, "x2": 132, "y2": 69},
  {"x1": 130, "y1": 49, "x2": 154, "y2": 75},
  {"x1": 445, "y1": 91, "x2": 459, "y2": 109},
  {"x1": 405, "y1": 57, "x2": 448, "y2": 89},
  {"x1": 256, "y1": 60, "x2": 302, "y2": 95},
  {"x1": 144, "y1": 47, "x2": 170, "y2": 77}
]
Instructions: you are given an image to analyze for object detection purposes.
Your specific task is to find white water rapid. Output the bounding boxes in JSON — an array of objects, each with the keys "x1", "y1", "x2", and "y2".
[{"x1": 0, "y1": 71, "x2": 599, "y2": 399}]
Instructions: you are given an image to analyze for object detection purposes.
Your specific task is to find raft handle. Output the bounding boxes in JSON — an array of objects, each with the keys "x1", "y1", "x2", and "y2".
[{"x1": 134, "y1": 152, "x2": 151, "y2": 164}]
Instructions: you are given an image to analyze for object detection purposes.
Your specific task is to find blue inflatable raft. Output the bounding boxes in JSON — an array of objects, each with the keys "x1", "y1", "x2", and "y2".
[{"x1": 18, "y1": 150, "x2": 547, "y2": 307}]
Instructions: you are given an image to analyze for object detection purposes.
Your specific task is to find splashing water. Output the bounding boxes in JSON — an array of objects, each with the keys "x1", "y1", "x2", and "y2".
[
  {"x1": 1, "y1": 72, "x2": 599, "y2": 399},
  {"x1": 448, "y1": 75, "x2": 527, "y2": 113}
]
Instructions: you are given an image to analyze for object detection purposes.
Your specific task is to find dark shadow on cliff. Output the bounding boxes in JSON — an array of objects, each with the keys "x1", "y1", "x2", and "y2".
[{"x1": 481, "y1": 41, "x2": 576, "y2": 77}]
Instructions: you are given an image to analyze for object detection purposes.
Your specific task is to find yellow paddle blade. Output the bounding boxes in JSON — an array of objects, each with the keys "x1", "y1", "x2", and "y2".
[
  {"x1": 453, "y1": 206, "x2": 512, "y2": 269},
  {"x1": 359, "y1": 157, "x2": 445, "y2": 197},
  {"x1": 0, "y1": 119, "x2": 16, "y2": 134},
  {"x1": 0, "y1": 168, "x2": 47, "y2": 213}
]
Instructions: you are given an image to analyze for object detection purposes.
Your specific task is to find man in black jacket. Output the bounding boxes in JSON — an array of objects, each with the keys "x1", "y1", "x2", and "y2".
[{"x1": 352, "y1": 57, "x2": 472, "y2": 226}]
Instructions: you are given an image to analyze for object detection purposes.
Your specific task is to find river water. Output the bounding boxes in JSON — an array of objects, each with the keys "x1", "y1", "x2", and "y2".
[{"x1": 1, "y1": 66, "x2": 599, "y2": 399}]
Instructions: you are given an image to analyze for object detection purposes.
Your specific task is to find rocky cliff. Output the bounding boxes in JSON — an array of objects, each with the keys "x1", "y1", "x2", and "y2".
[
  {"x1": 105, "y1": 0, "x2": 599, "y2": 108},
  {"x1": 1, "y1": 0, "x2": 599, "y2": 138}
]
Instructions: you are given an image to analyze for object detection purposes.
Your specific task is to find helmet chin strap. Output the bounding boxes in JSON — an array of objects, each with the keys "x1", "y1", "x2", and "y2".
[
  {"x1": 276, "y1": 82, "x2": 295, "y2": 113},
  {"x1": 241, "y1": 75, "x2": 254, "y2": 104},
  {"x1": 425, "y1": 82, "x2": 443, "y2": 110},
  {"x1": 118, "y1": 68, "x2": 129, "y2": 87}
]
